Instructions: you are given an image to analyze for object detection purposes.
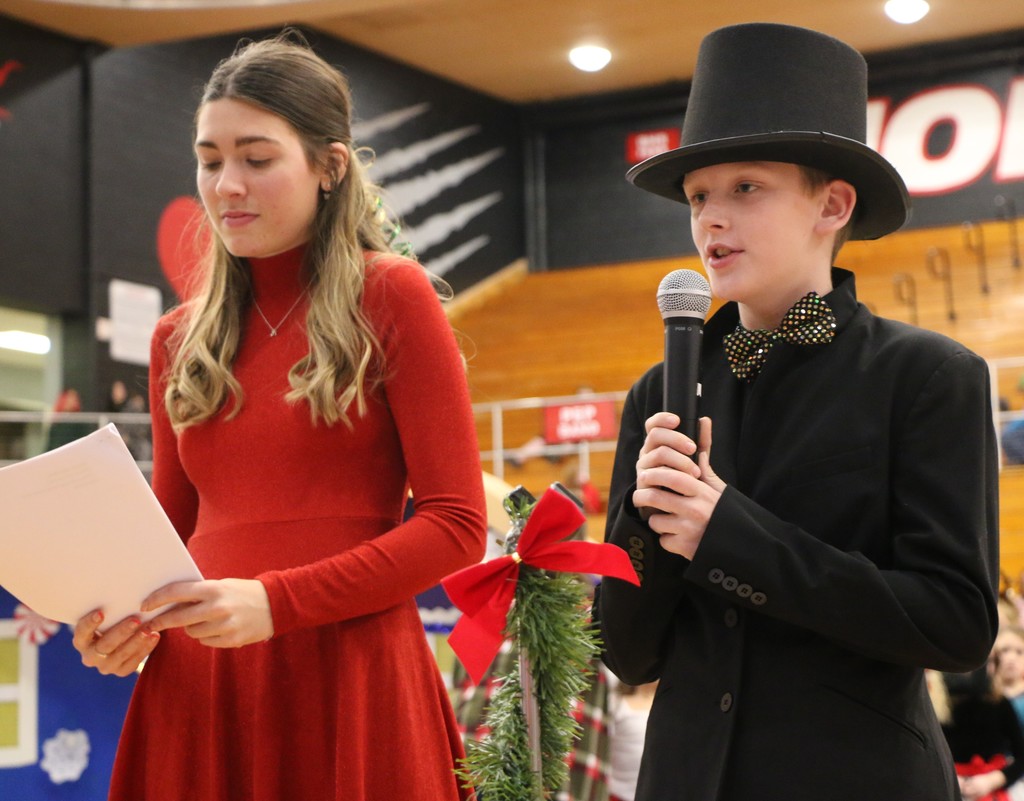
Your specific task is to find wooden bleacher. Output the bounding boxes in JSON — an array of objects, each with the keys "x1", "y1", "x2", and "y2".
[
  {"x1": 447, "y1": 217, "x2": 1024, "y2": 574},
  {"x1": 1003, "y1": 471, "x2": 1024, "y2": 578}
]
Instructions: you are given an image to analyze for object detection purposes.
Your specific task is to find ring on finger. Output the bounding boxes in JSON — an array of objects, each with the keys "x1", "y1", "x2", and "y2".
[{"x1": 95, "y1": 650, "x2": 110, "y2": 658}]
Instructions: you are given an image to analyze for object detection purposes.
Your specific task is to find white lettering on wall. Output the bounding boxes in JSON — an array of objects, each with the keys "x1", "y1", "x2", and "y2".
[
  {"x1": 556, "y1": 404, "x2": 600, "y2": 440},
  {"x1": 866, "y1": 97, "x2": 890, "y2": 153},
  {"x1": 633, "y1": 132, "x2": 672, "y2": 161},
  {"x1": 996, "y1": 77, "x2": 1024, "y2": 183},
  {"x1": 879, "y1": 84, "x2": 1004, "y2": 196}
]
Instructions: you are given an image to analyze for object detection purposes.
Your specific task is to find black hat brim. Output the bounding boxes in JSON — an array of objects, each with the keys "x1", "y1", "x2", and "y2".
[{"x1": 626, "y1": 131, "x2": 910, "y2": 241}]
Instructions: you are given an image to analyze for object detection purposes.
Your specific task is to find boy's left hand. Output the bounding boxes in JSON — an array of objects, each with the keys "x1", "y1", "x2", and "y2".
[{"x1": 634, "y1": 414, "x2": 726, "y2": 560}]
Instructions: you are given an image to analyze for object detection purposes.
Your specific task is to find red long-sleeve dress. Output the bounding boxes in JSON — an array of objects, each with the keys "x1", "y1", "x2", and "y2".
[{"x1": 109, "y1": 246, "x2": 487, "y2": 801}]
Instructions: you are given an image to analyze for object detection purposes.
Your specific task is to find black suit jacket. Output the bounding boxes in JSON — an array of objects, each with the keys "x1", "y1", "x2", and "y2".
[{"x1": 597, "y1": 269, "x2": 999, "y2": 801}]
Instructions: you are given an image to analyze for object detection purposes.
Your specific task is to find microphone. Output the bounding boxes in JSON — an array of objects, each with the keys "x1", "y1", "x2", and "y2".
[{"x1": 656, "y1": 270, "x2": 712, "y2": 443}]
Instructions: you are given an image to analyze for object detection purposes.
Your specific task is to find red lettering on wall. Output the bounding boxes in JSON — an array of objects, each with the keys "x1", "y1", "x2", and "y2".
[
  {"x1": 0, "y1": 59, "x2": 24, "y2": 122},
  {"x1": 642, "y1": 78, "x2": 1022, "y2": 197},
  {"x1": 0, "y1": 59, "x2": 22, "y2": 87}
]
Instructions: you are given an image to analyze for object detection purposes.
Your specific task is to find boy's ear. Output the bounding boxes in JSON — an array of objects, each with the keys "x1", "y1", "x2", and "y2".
[{"x1": 817, "y1": 179, "x2": 857, "y2": 235}]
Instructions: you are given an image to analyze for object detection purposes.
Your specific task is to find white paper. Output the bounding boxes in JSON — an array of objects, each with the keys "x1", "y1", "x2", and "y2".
[{"x1": 0, "y1": 423, "x2": 202, "y2": 629}]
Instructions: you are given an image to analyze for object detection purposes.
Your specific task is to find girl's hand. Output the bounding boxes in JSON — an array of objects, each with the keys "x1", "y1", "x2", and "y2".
[
  {"x1": 142, "y1": 578, "x2": 274, "y2": 648},
  {"x1": 72, "y1": 609, "x2": 160, "y2": 677}
]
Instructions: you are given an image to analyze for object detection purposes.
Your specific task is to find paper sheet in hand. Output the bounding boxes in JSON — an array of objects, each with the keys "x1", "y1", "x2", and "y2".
[{"x1": 0, "y1": 423, "x2": 202, "y2": 628}]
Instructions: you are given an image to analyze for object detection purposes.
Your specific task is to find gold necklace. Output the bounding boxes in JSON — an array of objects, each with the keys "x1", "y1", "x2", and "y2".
[{"x1": 252, "y1": 291, "x2": 307, "y2": 337}]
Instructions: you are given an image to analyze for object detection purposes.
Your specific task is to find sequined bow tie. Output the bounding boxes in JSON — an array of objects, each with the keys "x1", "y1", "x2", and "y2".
[{"x1": 723, "y1": 292, "x2": 837, "y2": 382}]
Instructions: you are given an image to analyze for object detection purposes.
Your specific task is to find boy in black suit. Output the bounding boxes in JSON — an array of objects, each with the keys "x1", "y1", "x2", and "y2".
[{"x1": 597, "y1": 22, "x2": 999, "y2": 801}]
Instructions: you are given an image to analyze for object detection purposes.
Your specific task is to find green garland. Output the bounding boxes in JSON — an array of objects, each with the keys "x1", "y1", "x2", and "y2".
[
  {"x1": 456, "y1": 486, "x2": 602, "y2": 800},
  {"x1": 374, "y1": 196, "x2": 416, "y2": 259}
]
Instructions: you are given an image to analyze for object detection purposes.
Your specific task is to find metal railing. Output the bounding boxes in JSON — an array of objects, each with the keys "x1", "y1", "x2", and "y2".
[
  {"x1": 0, "y1": 411, "x2": 153, "y2": 473},
  {"x1": 2, "y1": 356, "x2": 1022, "y2": 474},
  {"x1": 994, "y1": 356, "x2": 1024, "y2": 469},
  {"x1": 473, "y1": 390, "x2": 628, "y2": 482}
]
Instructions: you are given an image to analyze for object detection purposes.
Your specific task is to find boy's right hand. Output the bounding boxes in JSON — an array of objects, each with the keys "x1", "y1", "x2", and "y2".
[
  {"x1": 72, "y1": 609, "x2": 160, "y2": 678},
  {"x1": 634, "y1": 413, "x2": 725, "y2": 560}
]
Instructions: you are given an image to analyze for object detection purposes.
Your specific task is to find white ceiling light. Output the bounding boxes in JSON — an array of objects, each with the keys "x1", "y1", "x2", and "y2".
[
  {"x1": 35, "y1": 0, "x2": 308, "y2": 7},
  {"x1": 884, "y1": 0, "x2": 930, "y2": 24},
  {"x1": 569, "y1": 45, "x2": 612, "y2": 73},
  {"x1": 0, "y1": 331, "x2": 51, "y2": 355}
]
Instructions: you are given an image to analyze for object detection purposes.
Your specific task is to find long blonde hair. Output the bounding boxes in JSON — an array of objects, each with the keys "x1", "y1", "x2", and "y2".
[{"x1": 165, "y1": 32, "x2": 402, "y2": 431}]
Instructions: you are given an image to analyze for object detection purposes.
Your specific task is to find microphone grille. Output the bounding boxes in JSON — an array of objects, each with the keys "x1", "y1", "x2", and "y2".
[{"x1": 657, "y1": 269, "x2": 712, "y2": 320}]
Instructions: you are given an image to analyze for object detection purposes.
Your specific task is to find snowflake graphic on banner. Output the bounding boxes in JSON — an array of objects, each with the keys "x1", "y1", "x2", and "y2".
[
  {"x1": 14, "y1": 604, "x2": 60, "y2": 645},
  {"x1": 40, "y1": 729, "x2": 91, "y2": 784}
]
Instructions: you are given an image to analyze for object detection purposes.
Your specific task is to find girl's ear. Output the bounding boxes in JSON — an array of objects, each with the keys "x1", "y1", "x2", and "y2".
[
  {"x1": 322, "y1": 141, "x2": 350, "y2": 191},
  {"x1": 817, "y1": 178, "x2": 856, "y2": 236}
]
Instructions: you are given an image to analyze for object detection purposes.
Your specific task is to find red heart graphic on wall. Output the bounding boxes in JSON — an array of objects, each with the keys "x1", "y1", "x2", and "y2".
[{"x1": 157, "y1": 195, "x2": 209, "y2": 302}]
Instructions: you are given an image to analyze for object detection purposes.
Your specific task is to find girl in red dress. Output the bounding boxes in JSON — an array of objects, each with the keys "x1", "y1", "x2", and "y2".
[{"x1": 72, "y1": 32, "x2": 486, "y2": 801}]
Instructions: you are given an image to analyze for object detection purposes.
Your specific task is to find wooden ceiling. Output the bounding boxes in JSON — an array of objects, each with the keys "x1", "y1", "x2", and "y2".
[{"x1": 2, "y1": 0, "x2": 1022, "y2": 102}]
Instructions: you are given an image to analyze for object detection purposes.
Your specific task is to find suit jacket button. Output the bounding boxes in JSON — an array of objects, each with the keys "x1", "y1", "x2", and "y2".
[
  {"x1": 720, "y1": 692, "x2": 733, "y2": 712},
  {"x1": 736, "y1": 583, "x2": 752, "y2": 599},
  {"x1": 709, "y1": 568, "x2": 725, "y2": 584},
  {"x1": 724, "y1": 608, "x2": 738, "y2": 628},
  {"x1": 722, "y1": 576, "x2": 738, "y2": 591},
  {"x1": 751, "y1": 591, "x2": 767, "y2": 606}
]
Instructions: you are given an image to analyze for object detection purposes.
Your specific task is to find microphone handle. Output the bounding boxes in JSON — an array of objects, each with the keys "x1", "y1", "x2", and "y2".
[{"x1": 663, "y1": 318, "x2": 703, "y2": 444}]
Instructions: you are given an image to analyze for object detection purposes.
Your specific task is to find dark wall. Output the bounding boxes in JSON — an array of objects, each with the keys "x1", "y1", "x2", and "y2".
[
  {"x1": 88, "y1": 27, "x2": 524, "y2": 306},
  {"x1": 0, "y1": 17, "x2": 526, "y2": 407},
  {"x1": 87, "y1": 34, "x2": 228, "y2": 404},
  {"x1": 309, "y1": 32, "x2": 524, "y2": 291},
  {"x1": 4, "y1": 13, "x2": 1023, "y2": 406},
  {"x1": 865, "y1": 33, "x2": 1024, "y2": 228},
  {"x1": 89, "y1": 36, "x2": 219, "y2": 291},
  {"x1": 528, "y1": 88, "x2": 692, "y2": 269},
  {"x1": 0, "y1": 17, "x2": 88, "y2": 313},
  {"x1": 532, "y1": 31, "x2": 1024, "y2": 270},
  {"x1": 85, "y1": 27, "x2": 525, "y2": 404}
]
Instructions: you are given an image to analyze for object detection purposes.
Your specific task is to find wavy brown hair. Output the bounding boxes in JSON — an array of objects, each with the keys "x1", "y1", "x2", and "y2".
[{"x1": 165, "y1": 32, "x2": 408, "y2": 431}]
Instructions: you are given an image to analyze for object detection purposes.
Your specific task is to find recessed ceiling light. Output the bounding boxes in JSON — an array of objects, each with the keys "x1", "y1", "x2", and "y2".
[
  {"x1": 884, "y1": 0, "x2": 930, "y2": 24},
  {"x1": 0, "y1": 330, "x2": 50, "y2": 355},
  {"x1": 34, "y1": 0, "x2": 308, "y2": 6},
  {"x1": 569, "y1": 45, "x2": 612, "y2": 73}
]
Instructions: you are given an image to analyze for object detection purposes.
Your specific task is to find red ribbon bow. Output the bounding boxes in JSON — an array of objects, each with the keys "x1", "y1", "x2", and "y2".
[{"x1": 442, "y1": 488, "x2": 639, "y2": 684}]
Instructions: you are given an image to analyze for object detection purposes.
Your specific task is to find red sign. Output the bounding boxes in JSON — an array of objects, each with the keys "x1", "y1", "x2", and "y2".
[
  {"x1": 544, "y1": 401, "x2": 617, "y2": 443},
  {"x1": 0, "y1": 60, "x2": 24, "y2": 123},
  {"x1": 626, "y1": 128, "x2": 680, "y2": 164}
]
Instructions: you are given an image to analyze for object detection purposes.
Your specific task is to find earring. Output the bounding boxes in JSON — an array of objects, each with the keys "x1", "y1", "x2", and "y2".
[{"x1": 321, "y1": 183, "x2": 332, "y2": 201}]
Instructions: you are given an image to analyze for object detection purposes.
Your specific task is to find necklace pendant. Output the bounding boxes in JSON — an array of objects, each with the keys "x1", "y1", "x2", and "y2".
[{"x1": 252, "y1": 289, "x2": 307, "y2": 339}]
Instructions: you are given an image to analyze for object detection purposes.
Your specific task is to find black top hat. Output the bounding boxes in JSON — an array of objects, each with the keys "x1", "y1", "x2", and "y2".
[{"x1": 627, "y1": 23, "x2": 910, "y2": 240}]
